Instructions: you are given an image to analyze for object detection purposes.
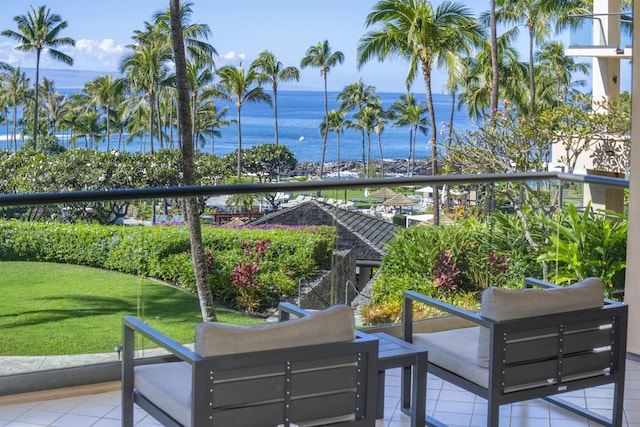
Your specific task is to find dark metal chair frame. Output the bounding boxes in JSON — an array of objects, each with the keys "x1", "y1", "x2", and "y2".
[
  {"x1": 122, "y1": 315, "x2": 379, "y2": 427},
  {"x1": 403, "y1": 277, "x2": 628, "y2": 427}
]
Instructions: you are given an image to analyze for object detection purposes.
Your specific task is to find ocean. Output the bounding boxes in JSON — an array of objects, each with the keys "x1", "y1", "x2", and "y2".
[{"x1": 8, "y1": 90, "x2": 474, "y2": 163}]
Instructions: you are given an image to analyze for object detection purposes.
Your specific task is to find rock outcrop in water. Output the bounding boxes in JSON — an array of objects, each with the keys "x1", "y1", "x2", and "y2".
[{"x1": 290, "y1": 159, "x2": 432, "y2": 178}]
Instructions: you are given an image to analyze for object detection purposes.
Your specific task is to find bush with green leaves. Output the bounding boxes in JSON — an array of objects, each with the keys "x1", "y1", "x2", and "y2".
[
  {"x1": 0, "y1": 221, "x2": 335, "y2": 311},
  {"x1": 367, "y1": 215, "x2": 540, "y2": 323},
  {"x1": 537, "y1": 202, "x2": 627, "y2": 298}
]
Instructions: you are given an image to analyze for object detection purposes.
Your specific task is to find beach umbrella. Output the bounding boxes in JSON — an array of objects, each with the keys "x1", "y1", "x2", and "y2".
[
  {"x1": 383, "y1": 194, "x2": 418, "y2": 207},
  {"x1": 370, "y1": 187, "x2": 399, "y2": 199},
  {"x1": 416, "y1": 186, "x2": 433, "y2": 194}
]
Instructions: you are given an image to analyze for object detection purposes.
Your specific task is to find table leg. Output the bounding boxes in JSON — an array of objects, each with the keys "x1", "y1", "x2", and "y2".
[
  {"x1": 400, "y1": 351, "x2": 427, "y2": 427},
  {"x1": 377, "y1": 370, "x2": 385, "y2": 419}
]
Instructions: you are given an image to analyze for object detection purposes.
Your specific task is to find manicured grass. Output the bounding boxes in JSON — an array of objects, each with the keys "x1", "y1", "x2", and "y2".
[{"x1": 0, "y1": 262, "x2": 261, "y2": 356}]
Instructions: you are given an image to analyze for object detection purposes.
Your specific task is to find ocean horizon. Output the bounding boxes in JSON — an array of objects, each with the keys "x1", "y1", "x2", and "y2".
[{"x1": 6, "y1": 88, "x2": 476, "y2": 164}]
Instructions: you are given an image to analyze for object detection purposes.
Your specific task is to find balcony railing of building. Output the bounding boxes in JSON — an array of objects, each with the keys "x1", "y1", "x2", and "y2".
[
  {"x1": 0, "y1": 171, "x2": 629, "y2": 398},
  {"x1": 569, "y1": 12, "x2": 633, "y2": 50}
]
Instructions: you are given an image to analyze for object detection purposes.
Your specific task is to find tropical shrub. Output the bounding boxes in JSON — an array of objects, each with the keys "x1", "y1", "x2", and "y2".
[
  {"x1": 365, "y1": 214, "x2": 541, "y2": 325},
  {"x1": 537, "y1": 202, "x2": 627, "y2": 298}
]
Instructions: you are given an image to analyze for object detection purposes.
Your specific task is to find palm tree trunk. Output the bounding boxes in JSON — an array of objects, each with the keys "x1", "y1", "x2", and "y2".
[
  {"x1": 149, "y1": 91, "x2": 155, "y2": 154},
  {"x1": 273, "y1": 84, "x2": 279, "y2": 145},
  {"x1": 320, "y1": 74, "x2": 328, "y2": 179},
  {"x1": 236, "y1": 105, "x2": 242, "y2": 179},
  {"x1": 422, "y1": 63, "x2": 440, "y2": 226},
  {"x1": 447, "y1": 91, "x2": 455, "y2": 148},
  {"x1": 408, "y1": 127, "x2": 414, "y2": 177},
  {"x1": 105, "y1": 103, "x2": 111, "y2": 151},
  {"x1": 528, "y1": 27, "x2": 536, "y2": 113},
  {"x1": 490, "y1": 0, "x2": 499, "y2": 122},
  {"x1": 377, "y1": 132, "x2": 384, "y2": 178},
  {"x1": 191, "y1": 90, "x2": 197, "y2": 152},
  {"x1": 336, "y1": 132, "x2": 341, "y2": 180},
  {"x1": 156, "y1": 97, "x2": 163, "y2": 149},
  {"x1": 170, "y1": 0, "x2": 216, "y2": 322},
  {"x1": 32, "y1": 50, "x2": 41, "y2": 149}
]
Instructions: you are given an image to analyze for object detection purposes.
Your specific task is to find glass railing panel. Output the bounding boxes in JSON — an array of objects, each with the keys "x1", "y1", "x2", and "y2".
[{"x1": 0, "y1": 173, "x2": 629, "y2": 396}]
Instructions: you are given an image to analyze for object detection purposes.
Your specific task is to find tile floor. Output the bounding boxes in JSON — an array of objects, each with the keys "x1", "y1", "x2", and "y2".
[{"x1": 0, "y1": 357, "x2": 638, "y2": 426}]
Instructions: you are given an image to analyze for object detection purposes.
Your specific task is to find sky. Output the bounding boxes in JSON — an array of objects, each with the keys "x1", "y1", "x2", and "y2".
[{"x1": 0, "y1": 0, "x2": 496, "y2": 93}]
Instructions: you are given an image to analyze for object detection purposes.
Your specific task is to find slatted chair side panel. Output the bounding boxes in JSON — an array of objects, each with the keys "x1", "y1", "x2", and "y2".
[
  {"x1": 203, "y1": 350, "x2": 371, "y2": 427},
  {"x1": 500, "y1": 315, "x2": 620, "y2": 393},
  {"x1": 290, "y1": 354, "x2": 361, "y2": 425}
]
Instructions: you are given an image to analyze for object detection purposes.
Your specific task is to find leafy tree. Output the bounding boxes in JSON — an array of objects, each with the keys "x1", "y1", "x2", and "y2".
[
  {"x1": 301, "y1": 40, "x2": 344, "y2": 179},
  {"x1": 215, "y1": 64, "x2": 271, "y2": 179},
  {"x1": 358, "y1": 0, "x2": 483, "y2": 225},
  {"x1": 242, "y1": 144, "x2": 297, "y2": 184},
  {"x1": 537, "y1": 95, "x2": 631, "y2": 173},
  {"x1": 2, "y1": 5, "x2": 74, "y2": 149},
  {"x1": 250, "y1": 50, "x2": 300, "y2": 146}
]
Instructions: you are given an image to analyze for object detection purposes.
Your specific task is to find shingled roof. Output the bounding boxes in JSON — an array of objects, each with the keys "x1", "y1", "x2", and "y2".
[{"x1": 249, "y1": 200, "x2": 401, "y2": 264}]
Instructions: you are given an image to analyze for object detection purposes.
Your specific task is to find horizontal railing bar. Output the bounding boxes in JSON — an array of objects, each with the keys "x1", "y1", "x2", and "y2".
[
  {"x1": 0, "y1": 171, "x2": 627, "y2": 207},
  {"x1": 557, "y1": 172, "x2": 629, "y2": 188}
]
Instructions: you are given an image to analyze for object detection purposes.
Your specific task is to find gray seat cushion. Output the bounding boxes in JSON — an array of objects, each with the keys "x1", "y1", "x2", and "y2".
[
  {"x1": 413, "y1": 326, "x2": 488, "y2": 389},
  {"x1": 135, "y1": 361, "x2": 191, "y2": 426}
]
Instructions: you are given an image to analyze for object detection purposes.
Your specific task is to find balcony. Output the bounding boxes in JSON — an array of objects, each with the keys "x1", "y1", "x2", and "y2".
[
  {"x1": 0, "y1": 172, "x2": 634, "y2": 426},
  {"x1": 565, "y1": 12, "x2": 633, "y2": 58}
]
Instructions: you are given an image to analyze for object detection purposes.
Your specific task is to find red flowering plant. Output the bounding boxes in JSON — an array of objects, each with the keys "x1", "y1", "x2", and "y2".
[{"x1": 231, "y1": 240, "x2": 271, "y2": 312}]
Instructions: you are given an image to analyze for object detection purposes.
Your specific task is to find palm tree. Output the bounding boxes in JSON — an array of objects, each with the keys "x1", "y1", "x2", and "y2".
[
  {"x1": 320, "y1": 109, "x2": 346, "y2": 180},
  {"x1": 195, "y1": 100, "x2": 233, "y2": 154},
  {"x1": 121, "y1": 41, "x2": 172, "y2": 153},
  {"x1": 352, "y1": 104, "x2": 379, "y2": 178},
  {"x1": 3, "y1": 66, "x2": 29, "y2": 151},
  {"x1": 169, "y1": 0, "x2": 216, "y2": 322},
  {"x1": 493, "y1": 0, "x2": 566, "y2": 114},
  {"x1": 535, "y1": 41, "x2": 589, "y2": 107},
  {"x1": 338, "y1": 79, "x2": 377, "y2": 171},
  {"x1": 84, "y1": 75, "x2": 126, "y2": 150},
  {"x1": 372, "y1": 105, "x2": 387, "y2": 178},
  {"x1": 301, "y1": 40, "x2": 344, "y2": 179},
  {"x1": 357, "y1": 0, "x2": 483, "y2": 225},
  {"x1": 185, "y1": 60, "x2": 216, "y2": 150},
  {"x1": 250, "y1": 51, "x2": 300, "y2": 146},
  {"x1": 41, "y1": 78, "x2": 67, "y2": 137},
  {"x1": 215, "y1": 64, "x2": 271, "y2": 179},
  {"x1": 458, "y1": 32, "x2": 528, "y2": 120},
  {"x1": 153, "y1": 1, "x2": 216, "y2": 64},
  {"x1": 388, "y1": 93, "x2": 428, "y2": 176},
  {"x1": 2, "y1": 5, "x2": 74, "y2": 149}
]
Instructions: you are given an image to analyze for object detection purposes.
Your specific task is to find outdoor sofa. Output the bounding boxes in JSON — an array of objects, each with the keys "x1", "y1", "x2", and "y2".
[
  {"x1": 122, "y1": 305, "x2": 379, "y2": 427},
  {"x1": 403, "y1": 277, "x2": 628, "y2": 427}
]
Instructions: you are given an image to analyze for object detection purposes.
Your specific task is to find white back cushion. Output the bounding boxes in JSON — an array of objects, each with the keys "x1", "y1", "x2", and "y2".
[{"x1": 196, "y1": 305, "x2": 356, "y2": 357}]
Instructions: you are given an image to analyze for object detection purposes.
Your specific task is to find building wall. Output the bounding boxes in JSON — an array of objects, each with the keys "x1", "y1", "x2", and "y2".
[{"x1": 624, "y1": 0, "x2": 640, "y2": 355}]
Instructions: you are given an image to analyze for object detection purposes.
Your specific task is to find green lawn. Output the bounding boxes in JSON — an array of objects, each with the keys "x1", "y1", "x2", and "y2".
[{"x1": 0, "y1": 261, "x2": 261, "y2": 356}]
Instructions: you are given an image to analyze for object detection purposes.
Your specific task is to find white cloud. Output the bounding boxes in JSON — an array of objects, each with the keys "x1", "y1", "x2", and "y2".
[
  {"x1": 220, "y1": 51, "x2": 246, "y2": 63},
  {"x1": 0, "y1": 38, "x2": 126, "y2": 71}
]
